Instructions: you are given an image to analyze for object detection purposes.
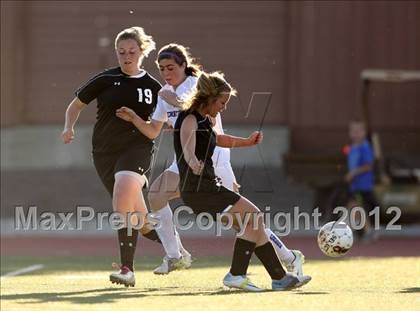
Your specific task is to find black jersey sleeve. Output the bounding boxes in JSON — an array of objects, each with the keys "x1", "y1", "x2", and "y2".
[{"x1": 75, "y1": 70, "x2": 112, "y2": 104}]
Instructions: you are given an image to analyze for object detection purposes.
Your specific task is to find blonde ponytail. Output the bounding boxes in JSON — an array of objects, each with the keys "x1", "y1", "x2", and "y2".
[{"x1": 183, "y1": 71, "x2": 236, "y2": 112}]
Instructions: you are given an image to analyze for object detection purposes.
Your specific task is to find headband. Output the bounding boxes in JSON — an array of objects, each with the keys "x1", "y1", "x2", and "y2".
[{"x1": 158, "y1": 51, "x2": 183, "y2": 64}]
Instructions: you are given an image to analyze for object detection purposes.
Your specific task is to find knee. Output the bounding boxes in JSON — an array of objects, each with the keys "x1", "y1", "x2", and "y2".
[
  {"x1": 113, "y1": 181, "x2": 138, "y2": 208},
  {"x1": 242, "y1": 214, "x2": 258, "y2": 233},
  {"x1": 148, "y1": 188, "x2": 174, "y2": 209}
]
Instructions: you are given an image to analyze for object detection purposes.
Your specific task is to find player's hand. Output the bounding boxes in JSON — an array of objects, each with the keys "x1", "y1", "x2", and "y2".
[
  {"x1": 116, "y1": 106, "x2": 137, "y2": 122},
  {"x1": 233, "y1": 181, "x2": 241, "y2": 193},
  {"x1": 190, "y1": 159, "x2": 204, "y2": 175},
  {"x1": 159, "y1": 89, "x2": 181, "y2": 107},
  {"x1": 61, "y1": 128, "x2": 75, "y2": 144},
  {"x1": 247, "y1": 131, "x2": 263, "y2": 146}
]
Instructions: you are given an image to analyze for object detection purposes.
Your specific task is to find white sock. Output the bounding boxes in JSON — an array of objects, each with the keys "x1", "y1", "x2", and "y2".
[
  {"x1": 174, "y1": 228, "x2": 187, "y2": 255},
  {"x1": 265, "y1": 228, "x2": 295, "y2": 264},
  {"x1": 155, "y1": 204, "x2": 181, "y2": 259}
]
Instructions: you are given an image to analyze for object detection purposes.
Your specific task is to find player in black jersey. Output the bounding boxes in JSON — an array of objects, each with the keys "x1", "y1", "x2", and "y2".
[
  {"x1": 174, "y1": 71, "x2": 312, "y2": 291},
  {"x1": 61, "y1": 27, "x2": 162, "y2": 287}
]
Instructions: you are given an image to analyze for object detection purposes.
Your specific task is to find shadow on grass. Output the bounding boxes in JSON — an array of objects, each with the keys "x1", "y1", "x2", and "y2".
[
  {"x1": 294, "y1": 291, "x2": 329, "y2": 295},
  {"x1": 397, "y1": 287, "x2": 420, "y2": 294},
  {"x1": 1, "y1": 286, "x2": 325, "y2": 304},
  {"x1": 162, "y1": 289, "x2": 330, "y2": 297},
  {"x1": 161, "y1": 288, "x2": 269, "y2": 297},
  {"x1": 1, "y1": 287, "x2": 160, "y2": 305}
]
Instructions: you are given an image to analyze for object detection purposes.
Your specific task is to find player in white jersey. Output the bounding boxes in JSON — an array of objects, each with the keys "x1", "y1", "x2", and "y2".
[
  {"x1": 116, "y1": 44, "x2": 306, "y2": 276},
  {"x1": 157, "y1": 83, "x2": 239, "y2": 192}
]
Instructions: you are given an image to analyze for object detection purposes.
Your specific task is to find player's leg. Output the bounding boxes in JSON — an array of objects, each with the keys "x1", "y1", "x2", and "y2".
[
  {"x1": 138, "y1": 218, "x2": 162, "y2": 243},
  {"x1": 347, "y1": 193, "x2": 364, "y2": 240},
  {"x1": 224, "y1": 196, "x2": 311, "y2": 291},
  {"x1": 93, "y1": 154, "x2": 137, "y2": 286},
  {"x1": 227, "y1": 197, "x2": 284, "y2": 278},
  {"x1": 216, "y1": 163, "x2": 305, "y2": 276},
  {"x1": 174, "y1": 226, "x2": 192, "y2": 267},
  {"x1": 148, "y1": 170, "x2": 180, "y2": 258},
  {"x1": 109, "y1": 171, "x2": 147, "y2": 287},
  {"x1": 264, "y1": 229, "x2": 305, "y2": 276},
  {"x1": 148, "y1": 167, "x2": 191, "y2": 274},
  {"x1": 360, "y1": 191, "x2": 380, "y2": 242},
  {"x1": 220, "y1": 196, "x2": 266, "y2": 291}
]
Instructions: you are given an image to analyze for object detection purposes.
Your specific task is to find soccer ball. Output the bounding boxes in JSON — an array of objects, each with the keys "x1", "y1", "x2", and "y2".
[{"x1": 317, "y1": 221, "x2": 353, "y2": 257}]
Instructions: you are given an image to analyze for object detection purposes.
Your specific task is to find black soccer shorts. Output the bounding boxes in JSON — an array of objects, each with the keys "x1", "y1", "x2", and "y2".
[{"x1": 93, "y1": 144, "x2": 154, "y2": 196}]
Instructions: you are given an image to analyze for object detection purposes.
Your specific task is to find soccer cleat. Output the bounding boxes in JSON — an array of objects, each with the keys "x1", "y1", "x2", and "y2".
[
  {"x1": 272, "y1": 273, "x2": 311, "y2": 291},
  {"x1": 285, "y1": 250, "x2": 305, "y2": 277},
  {"x1": 153, "y1": 256, "x2": 187, "y2": 275},
  {"x1": 180, "y1": 248, "x2": 193, "y2": 269},
  {"x1": 175, "y1": 231, "x2": 193, "y2": 269},
  {"x1": 223, "y1": 272, "x2": 264, "y2": 292},
  {"x1": 109, "y1": 264, "x2": 135, "y2": 287},
  {"x1": 295, "y1": 274, "x2": 312, "y2": 288}
]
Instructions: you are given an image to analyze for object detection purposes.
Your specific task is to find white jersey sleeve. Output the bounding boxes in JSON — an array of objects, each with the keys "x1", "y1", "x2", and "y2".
[
  {"x1": 212, "y1": 113, "x2": 231, "y2": 166},
  {"x1": 151, "y1": 96, "x2": 168, "y2": 123},
  {"x1": 213, "y1": 113, "x2": 225, "y2": 135}
]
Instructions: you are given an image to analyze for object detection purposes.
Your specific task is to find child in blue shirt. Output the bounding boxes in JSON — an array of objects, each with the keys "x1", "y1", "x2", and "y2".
[{"x1": 345, "y1": 121, "x2": 378, "y2": 241}]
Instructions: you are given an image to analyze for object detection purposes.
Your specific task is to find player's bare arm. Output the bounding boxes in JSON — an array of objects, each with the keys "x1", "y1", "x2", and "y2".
[
  {"x1": 216, "y1": 131, "x2": 263, "y2": 148},
  {"x1": 116, "y1": 106, "x2": 164, "y2": 139},
  {"x1": 180, "y1": 114, "x2": 204, "y2": 175},
  {"x1": 61, "y1": 97, "x2": 87, "y2": 144}
]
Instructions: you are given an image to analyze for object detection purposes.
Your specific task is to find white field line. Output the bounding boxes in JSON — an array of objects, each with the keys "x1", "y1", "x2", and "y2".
[{"x1": 1, "y1": 264, "x2": 45, "y2": 280}]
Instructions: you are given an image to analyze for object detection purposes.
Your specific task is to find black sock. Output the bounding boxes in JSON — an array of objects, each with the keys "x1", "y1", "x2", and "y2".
[
  {"x1": 117, "y1": 228, "x2": 139, "y2": 271},
  {"x1": 254, "y1": 242, "x2": 286, "y2": 280},
  {"x1": 229, "y1": 238, "x2": 256, "y2": 276},
  {"x1": 142, "y1": 229, "x2": 162, "y2": 244}
]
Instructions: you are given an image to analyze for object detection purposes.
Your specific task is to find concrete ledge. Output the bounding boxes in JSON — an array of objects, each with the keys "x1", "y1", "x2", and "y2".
[{"x1": 1, "y1": 125, "x2": 289, "y2": 169}]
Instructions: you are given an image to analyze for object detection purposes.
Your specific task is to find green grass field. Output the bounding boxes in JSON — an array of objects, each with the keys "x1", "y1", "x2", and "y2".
[{"x1": 1, "y1": 256, "x2": 419, "y2": 311}]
